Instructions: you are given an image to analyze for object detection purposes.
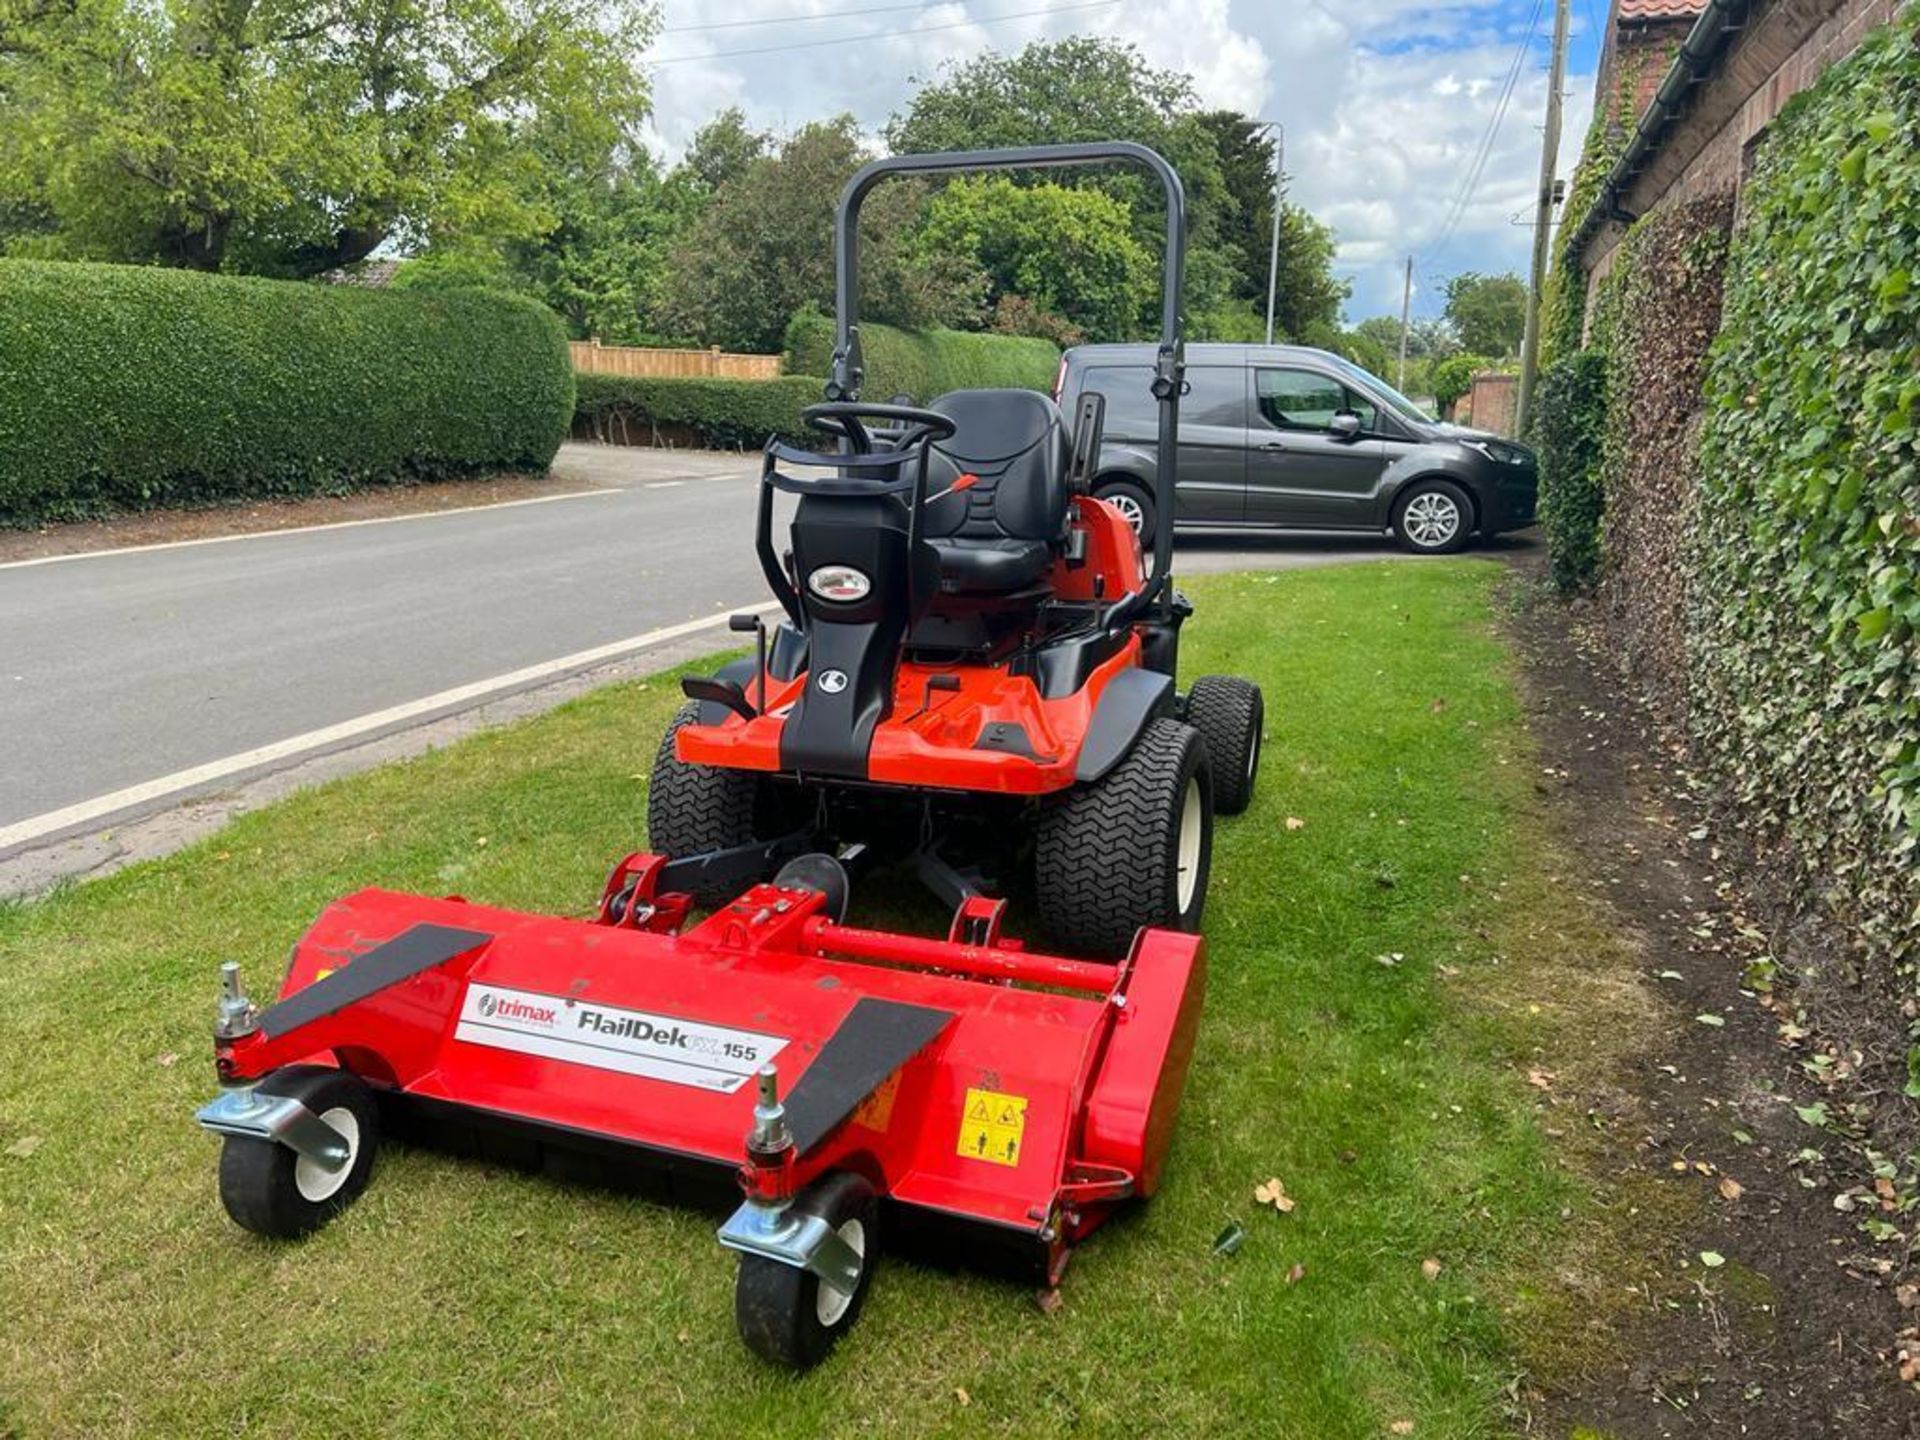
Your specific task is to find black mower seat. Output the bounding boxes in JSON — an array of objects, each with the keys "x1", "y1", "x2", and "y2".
[{"x1": 920, "y1": 390, "x2": 1070, "y2": 597}]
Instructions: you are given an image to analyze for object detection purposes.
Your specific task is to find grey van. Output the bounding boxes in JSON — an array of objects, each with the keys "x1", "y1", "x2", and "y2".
[{"x1": 1054, "y1": 343, "x2": 1537, "y2": 554}]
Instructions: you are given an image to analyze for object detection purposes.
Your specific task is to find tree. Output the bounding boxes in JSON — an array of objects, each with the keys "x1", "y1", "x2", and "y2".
[
  {"x1": 680, "y1": 109, "x2": 769, "y2": 195},
  {"x1": 1443, "y1": 272, "x2": 1528, "y2": 356},
  {"x1": 914, "y1": 178, "x2": 1156, "y2": 342},
  {"x1": 0, "y1": 0, "x2": 656, "y2": 277},
  {"x1": 1190, "y1": 110, "x2": 1346, "y2": 340},
  {"x1": 658, "y1": 116, "x2": 981, "y2": 353}
]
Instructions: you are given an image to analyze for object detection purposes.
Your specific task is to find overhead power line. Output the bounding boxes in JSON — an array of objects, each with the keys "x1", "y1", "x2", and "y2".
[
  {"x1": 1423, "y1": 0, "x2": 1545, "y2": 260},
  {"x1": 648, "y1": 0, "x2": 1122, "y2": 65},
  {"x1": 663, "y1": 1, "x2": 950, "y2": 33}
]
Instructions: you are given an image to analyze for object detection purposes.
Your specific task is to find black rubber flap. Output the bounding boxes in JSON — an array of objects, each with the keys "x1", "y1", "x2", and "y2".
[
  {"x1": 783, "y1": 997, "x2": 953, "y2": 1155},
  {"x1": 260, "y1": 922, "x2": 493, "y2": 1039}
]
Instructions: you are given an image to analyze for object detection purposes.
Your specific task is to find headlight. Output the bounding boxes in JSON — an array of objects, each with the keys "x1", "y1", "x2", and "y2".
[
  {"x1": 807, "y1": 565, "x2": 871, "y2": 602},
  {"x1": 1464, "y1": 438, "x2": 1532, "y2": 466}
]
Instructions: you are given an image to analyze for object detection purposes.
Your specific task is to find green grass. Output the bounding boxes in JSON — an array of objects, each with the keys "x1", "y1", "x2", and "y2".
[{"x1": 0, "y1": 563, "x2": 1636, "y2": 1437}]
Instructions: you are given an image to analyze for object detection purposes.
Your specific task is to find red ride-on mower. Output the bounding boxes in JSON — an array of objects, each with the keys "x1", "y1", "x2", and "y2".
[{"x1": 192, "y1": 143, "x2": 1260, "y2": 1369}]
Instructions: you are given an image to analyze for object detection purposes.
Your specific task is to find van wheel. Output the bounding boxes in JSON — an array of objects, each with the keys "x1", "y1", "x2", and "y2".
[
  {"x1": 1393, "y1": 480, "x2": 1474, "y2": 555},
  {"x1": 1094, "y1": 478, "x2": 1156, "y2": 546}
]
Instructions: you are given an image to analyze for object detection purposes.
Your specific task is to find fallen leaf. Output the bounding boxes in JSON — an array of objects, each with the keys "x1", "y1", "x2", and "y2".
[
  {"x1": 1718, "y1": 1176, "x2": 1744, "y2": 1201},
  {"x1": 1376, "y1": 952, "x2": 1404, "y2": 968},
  {"x1": 1285, "y1": 1262, "x2": 1306, "y2": 1285},
  {"x1": 954, "y1": 1387, "x2": 970, "y2": 1407},
  {"x1": 1285, "y1": 815, "x2": 1307, "y2": 832},
  {"x1": 1695, "y1": 1013, "x2": 1726, "y2": 1028},
  {"x1": 1526, "y1": 1068, "x2": 1555, "y2": 1090},
  {"x1": 3, "y1": 1136, "x2": 42, "y2": 1159},
  {"x1": 1421, "y1": 1257, "x2": 1442, "y2": 1282},
  {"x1": 1034, "y1": 1287, "x2": 1063, "y2": 1314},
  {"x1": 1699, "y1": 1250, "x2": 1726, "y2": 1268},
  {"x1": 1389, "y1": 1421, "x2": 1415, "y2": 1436},
  {"x1": 1429, "y1": 697, "x2": 1449, "y2": 714},
  {"x1": 1211, "y1": 1223, "x2": 1246, "y2": 1257},
  {"x1": 156, "y1": 1052, "x2": 180, "y2": 1067},
  {"x1": 1895, "y1": 1283, "x2": 1918, "y2": 1309},
  {"x1": 1656, "y1": 969, "x2": 1684, "y2": 980},
  {"x1": 1254, "y1": 1177, "x2": 1296, "y2": 1213},
  {"x1": 1436, "y1": 964, "x2": 1462, "y2": 979}
]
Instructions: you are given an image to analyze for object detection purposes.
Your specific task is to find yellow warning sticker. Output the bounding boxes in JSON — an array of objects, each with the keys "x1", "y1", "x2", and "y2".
[{"x1": 956, "y1": 1087, "x2": 1027, "y2": 1167}]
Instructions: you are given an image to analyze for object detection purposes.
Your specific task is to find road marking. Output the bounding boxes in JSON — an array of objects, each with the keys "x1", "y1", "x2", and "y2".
[
  {"x1": 0, "y1": 602, "x2": 781, "y2": 855},
  {"x1": 0, "y1": 488, "x2": 620, "y2": 571},
  {"x1": 647, "y1": 480, "x2": 687, "y2": 489}
]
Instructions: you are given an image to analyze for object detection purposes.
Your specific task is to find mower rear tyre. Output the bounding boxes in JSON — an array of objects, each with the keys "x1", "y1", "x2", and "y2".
[
  {"x1": 1183, "y1": 676, "x2": 1264, "y2": 815},
  {"x1": 1035, "y1": 717, "x2": 1213, "y2": 954},
  {"x1": 217, "y1": 1066, "x2": 379, "y2": 1239},
  {"x1": 648, "y1": 703, "x2": 761, "y2": 901},
  {"x1": 735, "y1": 1172, "x2": 879, "y2": 1369}
]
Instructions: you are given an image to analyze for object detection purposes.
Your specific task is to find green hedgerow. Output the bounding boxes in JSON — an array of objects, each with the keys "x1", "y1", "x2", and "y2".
[
  {"x1": 1532, "y1": 349, "x2": 1610, "y2": 594},
  {"x1": 783, "y1": 312, "x2": 1059, "y2": 402},
  {"x1": 571, "y1": 374, "x2": 824, "y2": 450},
  {"x1": 0, "y1": 261, "x2": 574, "y2": 526}
]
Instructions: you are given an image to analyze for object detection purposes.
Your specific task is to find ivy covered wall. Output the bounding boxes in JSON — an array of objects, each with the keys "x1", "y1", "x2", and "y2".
[{"x1": 1689, "y1": 12, "x2": 1920, "y2": 973}]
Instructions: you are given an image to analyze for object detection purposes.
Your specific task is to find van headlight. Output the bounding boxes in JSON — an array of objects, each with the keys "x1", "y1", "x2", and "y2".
[{"x1": 1464, "y1": 438, "x2": 1532, "y2": 466}]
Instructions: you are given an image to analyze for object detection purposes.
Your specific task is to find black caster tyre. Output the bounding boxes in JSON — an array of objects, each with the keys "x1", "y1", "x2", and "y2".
[
  {"x1": 735, "y1": 1172, "x2": 879, "y2": 1369},
  {"x1": 217, "y1": 1066, "x2": 379, "y2": 1239},
  {"x1": 1183, "y1": 676, "x2": 1264, "y2": 816},
  {"x1": 1392, "y1": 479, "x2": 1475, "y2": 555},
  {"x1": 1035, "y1": 716, "x2": 1213, "y2": 955},
  {"x1": 1093, "y1": 477, "x2": 1156, "y2": 547},
  {"x1": 647, "y1": 702, "x2": 762, "y2": 902}
]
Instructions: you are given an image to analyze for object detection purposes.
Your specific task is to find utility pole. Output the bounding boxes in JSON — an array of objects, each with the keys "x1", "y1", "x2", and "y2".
[
  {"x1": 1397, "y1": 256, "x2": 1413, "y2": 391},
  {"x1": 1515, "y1": 0, "x2": 1571, "y2": 437},
  {"x1": 1264, "y1": 122, "x2": 1285, "y2": 345}
]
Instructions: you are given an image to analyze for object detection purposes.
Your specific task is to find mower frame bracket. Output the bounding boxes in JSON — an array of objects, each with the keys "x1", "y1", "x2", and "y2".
[
  {"x1": 717, "y1": 1199, "x2": 864, "y2": 1296},
  {"x1": 195, "y1": 1087, "x2": 351, "y2": 1172}
]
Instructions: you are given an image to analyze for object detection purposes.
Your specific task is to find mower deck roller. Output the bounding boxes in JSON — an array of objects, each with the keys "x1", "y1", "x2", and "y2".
[{"x1": 198, "y1": 861, "x2": 1204, "y2": 1365}]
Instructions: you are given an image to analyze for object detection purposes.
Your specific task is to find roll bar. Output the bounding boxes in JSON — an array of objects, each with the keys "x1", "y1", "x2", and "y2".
[{"x1": 830, "y1": 142, "x2": 1186, "y2": 625}]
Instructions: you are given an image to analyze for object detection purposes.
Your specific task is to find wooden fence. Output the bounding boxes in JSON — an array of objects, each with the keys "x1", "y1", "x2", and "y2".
[{"x1": 569, "y1": 340, "x2": 783, "y2": 381}]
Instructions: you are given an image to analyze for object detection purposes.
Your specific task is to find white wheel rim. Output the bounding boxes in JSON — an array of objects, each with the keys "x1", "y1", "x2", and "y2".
[
  {"x1": 1105, "y1": 492, "x2": 1145, "y2": 533},
  {"x1": 1403, "y1": 492, "x2": 1461, "y2": 547},
  {"x1": 816, "y1": 1217, "x2": 865, "y2": 1327},
  {"x1": 1246, "y1": 725, "x2": 1261, "y2": 785},
  {"x1": 293, "y1": 1106, "x2": 359, "y2": 1203},
  {"x1": 1175, "y1": 777, "x2": 1203, "y2": 912}
]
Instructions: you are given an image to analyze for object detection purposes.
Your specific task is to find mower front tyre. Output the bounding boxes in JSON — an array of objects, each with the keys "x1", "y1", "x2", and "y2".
[
  {"x1": 1035, "y1": 717, "x2": 1213, "y2": 955},
  {"x1": 217, "y1": 1066, "x2": 379, "y2": 1239},
  {"x1": 648, "y1": 702, "x2": 763, "y2": 902},
  {"x1": 735, "y1": 1172, "x2": 879, "y2": 1369},
  {"x1": 1183, "y1": 675, "x2": 1264, "y2": 815}
]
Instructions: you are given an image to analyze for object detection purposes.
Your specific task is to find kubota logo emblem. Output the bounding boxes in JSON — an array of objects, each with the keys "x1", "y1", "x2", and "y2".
[{"x1": 817, "y1": 669, "x2": 849, "y2": 694}]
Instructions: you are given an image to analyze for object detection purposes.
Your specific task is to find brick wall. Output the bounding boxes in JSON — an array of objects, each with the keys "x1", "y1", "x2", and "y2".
[
  {"x1": 1464, "y1": 373, "x2": 1517, "y2": 437},
  {"x1": 1582, "y1": 0, "x2": 1901, "y2": 282}
]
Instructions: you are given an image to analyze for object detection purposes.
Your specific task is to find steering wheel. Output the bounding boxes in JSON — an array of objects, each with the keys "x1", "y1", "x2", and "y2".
[{"x1": 802, "y1": 402, "x2": 957, "y2": 456}]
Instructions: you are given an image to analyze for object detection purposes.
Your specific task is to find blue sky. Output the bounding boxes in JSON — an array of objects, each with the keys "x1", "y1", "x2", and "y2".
[{"x1": 644, "y1": 1, "x2": 1605, "y2": 323}]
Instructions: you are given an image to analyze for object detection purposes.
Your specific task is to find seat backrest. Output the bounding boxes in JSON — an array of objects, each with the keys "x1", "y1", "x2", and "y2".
[{"x1": 919, "y1": 390, "x2": 1070, "y2": 542}]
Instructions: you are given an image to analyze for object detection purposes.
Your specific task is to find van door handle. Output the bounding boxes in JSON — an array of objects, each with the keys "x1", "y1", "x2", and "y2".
[{"x1": 1260, "y1": 440, "x2": 1287, "y2": 452}]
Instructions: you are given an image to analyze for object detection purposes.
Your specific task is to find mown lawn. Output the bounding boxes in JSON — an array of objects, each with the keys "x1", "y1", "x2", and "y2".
[{"x1": 1, "y1": 562, "x2": 1602, "y2": 1438}]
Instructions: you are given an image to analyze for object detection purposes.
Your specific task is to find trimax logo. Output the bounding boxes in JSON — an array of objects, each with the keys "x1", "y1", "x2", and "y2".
[
  {"x1": 577, "y1": 1010, "x2": 690, "y2": 1047},
  {"x1": 478, "y1": 992, "x2": 558, "y2": 1027}
]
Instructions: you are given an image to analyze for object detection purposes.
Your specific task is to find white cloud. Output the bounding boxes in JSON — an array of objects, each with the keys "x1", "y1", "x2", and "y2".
[{"x1": 641, "y1": 0, "x2": 1598, "y2": 322}]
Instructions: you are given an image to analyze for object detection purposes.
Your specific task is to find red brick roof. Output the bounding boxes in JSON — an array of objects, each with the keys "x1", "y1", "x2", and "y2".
[{"x1": 1616, "y1": 0, "x2": 1706, "y2": 19}]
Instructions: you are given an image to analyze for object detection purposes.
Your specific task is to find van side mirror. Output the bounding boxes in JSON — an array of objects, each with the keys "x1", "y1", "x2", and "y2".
[
  {"x1": 1066, "y1": 392, "x2": 1106, "y2": 493},
  {"x1": 1328, "y1": 412, "x2": 1362, "y2": 441}
]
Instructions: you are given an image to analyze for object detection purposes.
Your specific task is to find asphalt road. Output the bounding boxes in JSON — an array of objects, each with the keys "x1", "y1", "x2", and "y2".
[{"x1": 1, "y1": 442, "x2": 1524, "y2": 854}]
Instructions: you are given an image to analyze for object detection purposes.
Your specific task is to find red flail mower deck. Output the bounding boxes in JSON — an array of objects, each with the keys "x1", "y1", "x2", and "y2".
[{"x1": 197, "y1": 853, "x2": 1203, "y2": 1364}]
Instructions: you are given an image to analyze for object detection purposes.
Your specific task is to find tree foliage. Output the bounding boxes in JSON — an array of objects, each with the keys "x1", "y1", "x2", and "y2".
[
  {"x1": 1443, "y1": 272, "x2": 1527, "y2": 357},
  {"x1": 0, "y1": 0, "x2": 656, "y2": 278}
]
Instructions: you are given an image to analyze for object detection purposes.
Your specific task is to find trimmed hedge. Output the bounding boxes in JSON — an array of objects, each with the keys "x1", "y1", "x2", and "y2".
[
  {"x1": 0, "y1": 261, "x2": 574, "y2": 525},
  {"x1": 1689, "y1": 12, "x2": 1920, "y2": 970},
  {"x1": 572, "y1": 374, "x2": 823, "y2": 450},
  {"x1": 1532, "y1": 350, "x2": 1609, "y2": 595},
  {"x1": 783, "y1": 311, "x2": 1059, "y2": 402}
]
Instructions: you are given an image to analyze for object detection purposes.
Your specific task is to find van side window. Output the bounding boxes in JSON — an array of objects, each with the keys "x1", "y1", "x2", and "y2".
[
  {"x1": 1083, "y1": 365, "x2": 1155, "y2": 438},
  {"x1": 1255, "y1": 368, "x2": 1377, "y2": 434}
]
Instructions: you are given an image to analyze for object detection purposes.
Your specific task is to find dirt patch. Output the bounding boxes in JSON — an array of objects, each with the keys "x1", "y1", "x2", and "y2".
[
  {"x1": 0, "y1": 470, "x2": 596, "y2": 564},
  {"x1": 1500, "y1": 551, "x2": 1920, "y2": 1436}
]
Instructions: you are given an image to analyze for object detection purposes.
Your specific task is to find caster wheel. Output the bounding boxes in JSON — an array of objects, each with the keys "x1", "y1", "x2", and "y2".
[
  {"x1": 218, "y1": 1066, "x2": 379, "y2": 1239},
  {"x1": 1183, "y1": 675, "x2": 1264, "y2": 815},
  {"x1": 735, "y1": 1172, "x2": 878, "y2": 1368}
]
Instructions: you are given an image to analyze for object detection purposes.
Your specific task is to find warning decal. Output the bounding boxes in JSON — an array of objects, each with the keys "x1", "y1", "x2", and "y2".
[
  {"x1": 956, "y1": 1087, "x2": 1027, "y2": 1167},
  {"x1": 455, "y1": 983, "x2": 785, "y2": 1093}
]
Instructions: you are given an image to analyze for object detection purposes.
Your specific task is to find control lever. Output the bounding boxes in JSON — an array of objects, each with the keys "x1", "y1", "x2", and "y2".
[
  {"x1": 926, "y1": 472, "x2": 980, "y2": 505},
  {"x1": 729, "y1": 612, "x2": 769, "y2": 713}
]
